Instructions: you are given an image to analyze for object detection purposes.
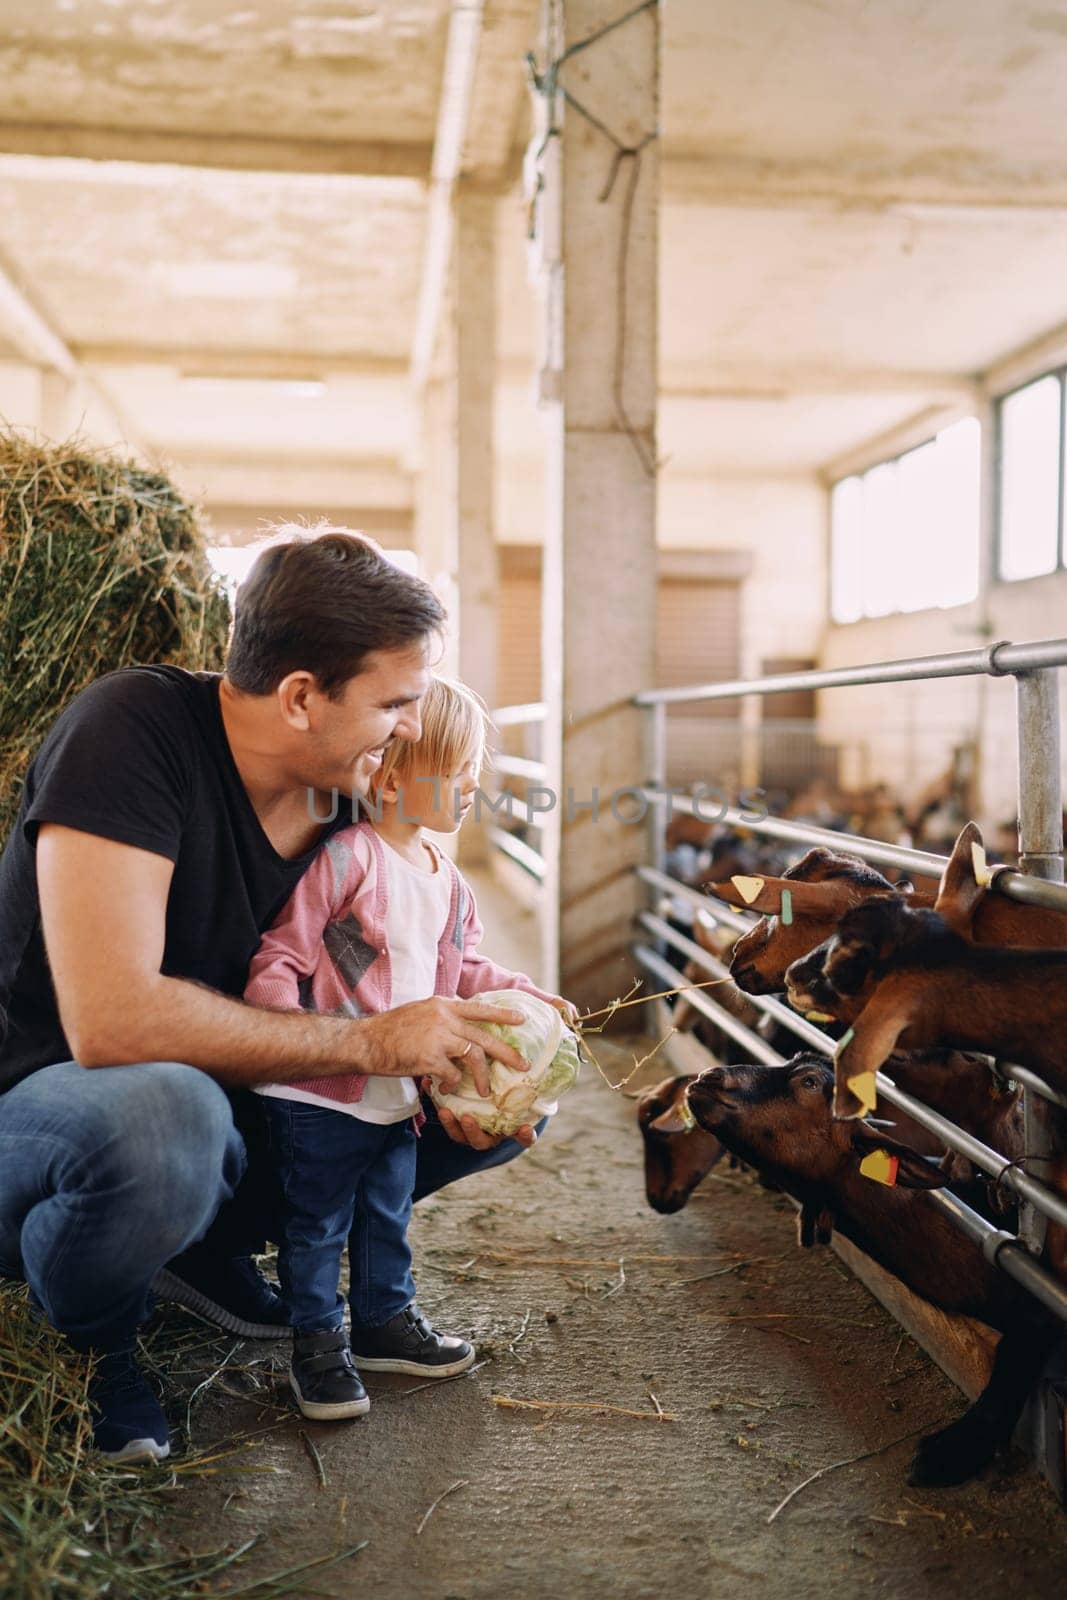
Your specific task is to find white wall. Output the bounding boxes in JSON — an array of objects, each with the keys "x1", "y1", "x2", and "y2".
[
  {"x1": 0, "y1": 361, "x2": 41, "y2": 429},
  {"x1": 658, "y1": 471, "x2": 827, "y2": 677},
  {"x1": 818, "y1": 576, "x2": 1067, "y2": 833}
]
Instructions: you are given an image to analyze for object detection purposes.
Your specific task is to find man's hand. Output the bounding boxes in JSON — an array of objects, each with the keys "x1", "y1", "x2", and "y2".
[
  {"x1": 418, "y1": 1083, "x2": 539, "y2": 1151},
  {"x1": 360, "y1": 996, "x2": 530, "y2": 1096}
]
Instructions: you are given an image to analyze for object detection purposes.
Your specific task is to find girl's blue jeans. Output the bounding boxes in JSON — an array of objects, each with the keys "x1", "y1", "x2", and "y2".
[{"x1": 262, "y1": 1097, "x2": 417, "y2": 1336}]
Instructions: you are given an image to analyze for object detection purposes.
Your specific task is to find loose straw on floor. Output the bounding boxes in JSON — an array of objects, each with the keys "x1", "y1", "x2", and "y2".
[{"x1": 493, "y1": 1395, "x2": 679, "y2": 1422}]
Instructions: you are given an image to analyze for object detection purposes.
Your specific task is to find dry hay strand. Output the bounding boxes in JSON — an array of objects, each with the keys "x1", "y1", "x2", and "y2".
[
  {"x1": 0, "y1": 1282, "x2": 357, "y2": 1599},
  {"x1": 493, "y1": 1394, "x2": 679, "y2": 1422},
  {"x1": 0, "y1": 430, "x2": 230, "y2": 842},
  {"x1": 574, "y1": 974, "x2": 736, "y2": 1091}
]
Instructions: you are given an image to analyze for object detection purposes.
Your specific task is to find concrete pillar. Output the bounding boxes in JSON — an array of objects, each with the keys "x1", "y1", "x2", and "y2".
[
  {"x1": 454, "y1": 187, "x2": 498, "y2": 868},
  {"x1": 414, "y1": 367, "x2": 459, "y2": 669},
  {"x1": 536, "y1": 0, "x2": 659, "y2": 1008},
  {"x1": 412, "y1": 196, "x2": 499, "y2": 867}
]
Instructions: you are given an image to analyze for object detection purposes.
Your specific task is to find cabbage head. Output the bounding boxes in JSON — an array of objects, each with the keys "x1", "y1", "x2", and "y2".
[{"x1": 430, "y1": 989, "x2": 582, "y2": 1137}]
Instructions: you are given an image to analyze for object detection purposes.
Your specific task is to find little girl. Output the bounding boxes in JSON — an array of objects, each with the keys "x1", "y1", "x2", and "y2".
[{"x1": 245, "y1": 676, "x2": 572, "y2": 1421}]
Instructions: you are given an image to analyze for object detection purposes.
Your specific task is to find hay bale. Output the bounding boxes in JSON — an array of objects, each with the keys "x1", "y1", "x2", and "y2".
[{"x1": 0, "y1": 431, "x2": 231, "y2": 842}]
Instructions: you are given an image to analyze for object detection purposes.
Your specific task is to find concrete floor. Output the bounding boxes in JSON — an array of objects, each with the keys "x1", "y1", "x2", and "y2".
[{"x1": 161, "y1": 1038, "x2": 1067, "y2": 1600}]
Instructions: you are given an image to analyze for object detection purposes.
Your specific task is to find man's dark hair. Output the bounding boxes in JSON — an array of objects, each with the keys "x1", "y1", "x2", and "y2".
[{"x1": 226, "y1": 530, "x2": 446, "y2": 697}]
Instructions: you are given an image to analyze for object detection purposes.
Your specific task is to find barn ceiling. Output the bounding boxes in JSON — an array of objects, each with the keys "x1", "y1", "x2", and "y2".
[{"x1": 1, "y1": 0, "x2": 1067, "y2": 517}]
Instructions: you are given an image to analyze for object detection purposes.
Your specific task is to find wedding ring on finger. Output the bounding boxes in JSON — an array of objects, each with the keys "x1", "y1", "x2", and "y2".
[{"x1": 457, "y1": 1040, "x2": 473, "y2": 1059}]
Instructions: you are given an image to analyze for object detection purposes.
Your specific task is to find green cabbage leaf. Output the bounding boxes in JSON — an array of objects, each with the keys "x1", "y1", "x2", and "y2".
[{"x1": 429, "y1": 988, "x2": 582, "y2": 1137}]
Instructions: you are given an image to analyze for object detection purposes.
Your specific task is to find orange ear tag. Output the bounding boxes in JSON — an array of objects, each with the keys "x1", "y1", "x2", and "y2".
[
  {"x1": 846, "y1": 1071, "x2": 878, "y2": 1116},
  {"x1": 859, "y1": 1148, "x2": 899, "y2": 1186},
  {"x1": 970, "y1": 841, "x2": 993, "y2": 888},
  {"x1": 731, "y1": 875, "x2": 765, "y2": 905}
]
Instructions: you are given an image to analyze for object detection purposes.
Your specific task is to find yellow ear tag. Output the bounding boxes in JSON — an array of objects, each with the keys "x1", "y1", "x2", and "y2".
[
  {"x1": 846, "y1": 1071, "x2": 878, "y2": 1116},
  {"x1": 677, "y1": 1097, "x2": 697, "y2": 1133},
  {"x1": 970, "y1": 841, "x2": 993, "y2": 888},
  {"x1": 859, "y1": 1148, "x2": 899, "y2": 1186},
  {"x1": 731, "y1": 875, "x2": 765, "y2": 905},
  {"x1": 806, "y1": 1010, "x2": 835, "y2": 1024}
]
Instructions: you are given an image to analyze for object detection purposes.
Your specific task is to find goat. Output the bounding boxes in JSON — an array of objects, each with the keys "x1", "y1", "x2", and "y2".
[
  {"x1": 786, "y1": 890, "x2": 1067, "y2": 1119},
  {"x1": 662, "y1": 1055, "x2": 1062, "y2": 1488},
  {"x1": 785, "y1": 828, "x2": 1067, "y2": 1279},
  {"x1": 704, "y1": 847, "x2": 905, "y2": 1004},
  {"x1": 711, "y1": 824, "x2": 1067, "y2": 1018},
  {"x1": 637, "y1": 1075, "x2": 725, "y2": 1213},
  {"x1": 637, "y1": 1074, "x2": 787, "y2": 1217},
  {"x1": 633, "y1": 1075, "x2": 726, "y2": 1209}
]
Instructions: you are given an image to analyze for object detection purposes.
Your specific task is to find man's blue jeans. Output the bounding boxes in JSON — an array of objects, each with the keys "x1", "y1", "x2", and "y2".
[
  {"x1": 0, "y1": 1061, "x2": 245, "y2": 1351},
  {"x1": 262, "y1": 1098, "x2": 417, "y2": 1336},
  {"x1": 0, "y1": 1061, "x2": 539, "y2": 1351}
]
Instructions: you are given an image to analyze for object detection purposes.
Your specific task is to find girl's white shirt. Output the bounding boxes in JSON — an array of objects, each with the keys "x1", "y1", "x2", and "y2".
[{"x1": 259, "y1": 832, "x2": 453, "y2": 1125}]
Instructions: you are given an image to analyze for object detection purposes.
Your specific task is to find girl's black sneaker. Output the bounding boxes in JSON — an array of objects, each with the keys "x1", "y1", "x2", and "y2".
[
  {"x1": 289, "y1": 1329, "x2": 369, "y2": 1420},
  {"x1": 351, "y1": 1303, "x2": 475, "y2": 1378}
]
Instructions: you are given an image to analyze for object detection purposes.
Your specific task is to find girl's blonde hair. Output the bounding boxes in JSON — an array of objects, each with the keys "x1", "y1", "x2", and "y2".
[{"x1": 374, "y1": 675, "x2": 492, "y2": 795}]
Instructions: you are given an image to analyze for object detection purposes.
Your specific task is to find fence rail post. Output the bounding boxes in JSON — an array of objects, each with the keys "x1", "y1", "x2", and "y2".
[
  {"x1": 1015, "y1": 668, "x2": 1063, "y2": 1258},
  {"x1": 1013, "y1": 666, "x2": 1065, "y2": 1500},
  {"x1": 645, "y1": 702, "x2": 667, "y2": 879}
]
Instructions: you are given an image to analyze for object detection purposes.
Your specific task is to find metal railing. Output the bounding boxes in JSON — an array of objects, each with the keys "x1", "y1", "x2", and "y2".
[
  {"x1": 487, "y1": 701, "x2": 547, "y2": 887},
  {"x1": 633, "y1": 636, "x2": 1067, "y2": 1484}
]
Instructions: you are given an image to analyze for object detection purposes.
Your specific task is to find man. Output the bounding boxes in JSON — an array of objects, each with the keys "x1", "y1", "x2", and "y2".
[{"x1": 0, "y1": 530, "x2": 540, "y2": 1464}]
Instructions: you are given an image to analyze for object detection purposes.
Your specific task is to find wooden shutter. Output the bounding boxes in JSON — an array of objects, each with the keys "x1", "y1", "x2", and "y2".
[
  {"x1": 496, "y1": 546, "x2": 542, "y2": 710},
  {"x1": 656, "y1": 577, "x2": 742, "y2": 786},
  {"x1": 494, "y1": 549, "x2": 743, "y2": 786}
]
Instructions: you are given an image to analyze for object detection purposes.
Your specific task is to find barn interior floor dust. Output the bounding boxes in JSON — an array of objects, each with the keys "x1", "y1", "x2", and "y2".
[{"x1": 157, "y1": 1037, "x2": 1067, "y2": 1600}]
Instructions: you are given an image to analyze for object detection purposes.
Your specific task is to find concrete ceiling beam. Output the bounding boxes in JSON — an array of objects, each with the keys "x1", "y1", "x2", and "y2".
[
  {"x1": 72, "y1": 345, "x2": 410, "y2": 381},
  {"x1": 663, "y1": 156, "x2": 1067, "y2": 213},
  {"x1": 0, "y1": 249, "x2": 156, "y2": 460},
  {"x1": 0, "y1": 257, "x2": 78, "y2": 379},
  {"x1": 0, "y1": 120, "x2": 433, "y2": 180},
  {"x1": 409, "y1": 0, "x2": 487, "y2": 394},
  {"x1": 167, "y1": 451, "x2": 413, "y2": 511},
  {"x1": 664, "y1": 367, "x2": 981, "y2": 401}
]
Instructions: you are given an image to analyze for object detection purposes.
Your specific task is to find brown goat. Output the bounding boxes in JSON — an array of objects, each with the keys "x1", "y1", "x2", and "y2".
[
  {"x1": 709, "y1": 827, "x2": 1067, "y2": 1017},
  {"x1": 785, "y1": 833, "x2": 1067, "y2": 1279},
  {"x1": 637, "y1": 1075, "x2": 725, "y2": 1212},
  {"x1": 679, "y1": 1055, "x2": 1062, "y2": 1488},
  {"x1": 790, "y1": 895, "x2": 1067, "y2": 1118},
  {"x1": 703, "y1": 846, "x2": 903, "y2": 1000}
]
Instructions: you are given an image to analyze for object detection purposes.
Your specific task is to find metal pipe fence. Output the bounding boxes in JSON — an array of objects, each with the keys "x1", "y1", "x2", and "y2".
[{"x1": 633, "y1": 636, "x2": 1067, "y2": 1483}]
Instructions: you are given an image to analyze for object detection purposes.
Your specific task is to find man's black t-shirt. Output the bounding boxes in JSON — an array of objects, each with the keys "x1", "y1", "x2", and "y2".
[{"x1": 0, "y1": 666, "x2": 351, "y2": 1093}]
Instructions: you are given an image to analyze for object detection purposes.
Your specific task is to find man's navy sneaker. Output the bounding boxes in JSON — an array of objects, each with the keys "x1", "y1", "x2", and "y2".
[
  {"x1": 89, "y1": 1349, "x2": 170, "y2": 1465},
  {"x1": 152, "y1": 1245, "x2": 291, "y2": 1339}
]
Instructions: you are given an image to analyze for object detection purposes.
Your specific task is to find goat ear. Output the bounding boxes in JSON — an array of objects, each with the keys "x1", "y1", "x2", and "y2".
[
  {"x1": 703, "y1": 874, "x2": 855, "y2": 919},
  {"x1": 851, "y1": 1124, "x2": 949, "y2": 1191},
  {"x1": 934, "y1": 821, "x2": 989, "y2": 936},
  {"x1": 649, "y1": 1098, "x2": 697, "y2": 1134},
  {"x1": 832, "y1": 995, "x2": 913, "y2": 1118}
]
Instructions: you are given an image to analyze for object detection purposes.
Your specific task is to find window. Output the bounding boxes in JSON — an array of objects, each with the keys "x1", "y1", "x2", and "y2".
[
  {"x1": 830, "y1": 417, "x2": 981, "y2": 623},
  {"x1": 997, "y1": 371, "x2": 1064, "y2": 582}
]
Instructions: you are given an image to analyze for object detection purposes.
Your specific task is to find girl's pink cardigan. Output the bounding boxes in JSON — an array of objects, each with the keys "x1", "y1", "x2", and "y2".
[{"x1": 244, "y1": 820, "x2": 558, "y2": 1104}]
